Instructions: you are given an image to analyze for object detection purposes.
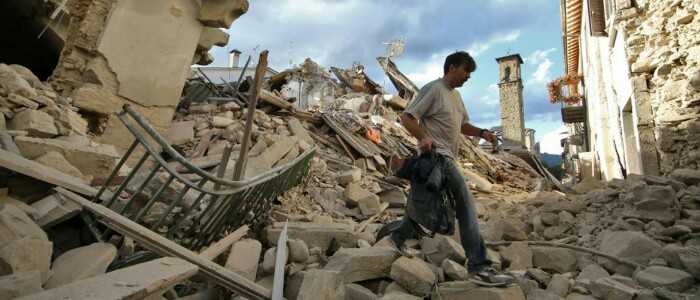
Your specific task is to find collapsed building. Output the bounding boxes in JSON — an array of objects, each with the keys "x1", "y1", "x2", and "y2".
[{"x1": 0, "y1": 0, "x2": 700, "y2": 299}]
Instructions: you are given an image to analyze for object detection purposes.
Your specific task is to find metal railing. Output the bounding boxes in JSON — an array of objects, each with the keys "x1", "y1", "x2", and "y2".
[{"x1": 93, "y1": 105, "x2": 315, "y2": 250}]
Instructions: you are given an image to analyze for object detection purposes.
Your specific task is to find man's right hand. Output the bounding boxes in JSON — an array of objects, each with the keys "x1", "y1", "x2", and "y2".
[{"x1": 418, "y1": 136, "x2": 434, "y2": 153}]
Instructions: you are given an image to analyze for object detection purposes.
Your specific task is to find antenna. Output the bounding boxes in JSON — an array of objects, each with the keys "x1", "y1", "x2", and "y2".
[{"x1": 383, "y1": 39, "x2": 405, "y2": 59}]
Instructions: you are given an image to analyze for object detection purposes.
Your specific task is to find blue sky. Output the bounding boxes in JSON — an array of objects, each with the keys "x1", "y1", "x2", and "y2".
[{"x1": 207, "y1": 0, "x2": 567, "y2": 154}]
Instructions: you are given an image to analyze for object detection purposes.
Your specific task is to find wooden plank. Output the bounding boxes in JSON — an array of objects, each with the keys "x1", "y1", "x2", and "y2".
[
  {"x1": 55, "y1": 188, "x2": 272, "y2": 300},
  {"x1": 18, "y1": 257, "x2": 198, "y2": 300},
  {"x1": 0, "y1": 148, "x2": 97, "y2": 196},
  {"x1": 199, "y1": 225, "x2": 249, "y2": 261},
  {"x1": 335, "y1": 135, "x2": 356, "y2": 162},
  {"x1": 272, "y1": 223, "x2": 288, "y2": 300},
  {"x1": 234, "y1": 50, "x2": 268, "y2": 181}
]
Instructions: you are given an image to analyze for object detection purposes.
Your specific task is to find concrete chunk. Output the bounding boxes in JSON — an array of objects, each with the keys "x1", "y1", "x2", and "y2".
[
  {"x1": 45, "y1": 243, "x2": 117, "y2": 289},
  {"x1": 590, "y1": 277, "x2": 638, "y2": 300},
  {"x1": 30, "y1": 193, "x2": 82, "y2": 228},
  {"x1": 324, "y1": 247, "x2": 398, "y2": 283},
  {"x1": 15, "y1": 136, "x2": 119, "y2": 178},
  {"x1": 0, "y1": 204, "x2": 47, "y2": 243},
  {"x1": 287, "y1": 239, "x2": 309, "y2": 264},
  {"x1": 531, "y1": 246, "x2": 577, "y2": 273},
  {"x1": 421, "y1": 235, "x2": 466, "y2": 265},
  {"x1": 40, "y1": 105, "x2": 88, "y2": 136},
  {"x1": 432, "y1": 281, "x2": 526, "y2": 300},
  {"x1": 198, "y1": 0, "x2": 249, "y2": 28},
  {"x1": 390, "y1": 257, "x2": 436, "y2": 297},
  {"x1": 287, "y1": 117, "x2": 313, "y2": 143},
  {"x1": 0, "y1": 64, "x2": 36, "y2": 98},
  {"x1": 336, "y1": 168, "x2": 362, "y2": 186},
  {"x1": 224, "y1": 239, "x2": 262, "y2": 282},
  {"x1": 296, "y1": 270, "x2": 339, "y2": 300},
  {"x1": 266, "y1": 222, "x2": 357, "y2": 249},
  {"x1": 500, "y1": 241, "x2": 533, "y2": 271},
  {"x1": 599, "y1": 231, "x2": 662, "y2": 270},
  {"x1": 442, "y1": 259, "x2": 468, "y2": 281},
  {"x1": 165, "y1": 120, "x2": 195, "y2": 146},
  {"x1": 71, "y1": 85, "x2": 123, "y2": 115},
  {"x1": 345, "y1": 283, "x2": 377, "y2": 300},
  {"x1": 244, "y1": 136, "x2": 294, "y2": 178},
  {"x1": 8, "y1": 110, "x2": 57, "y2": 138},
  {"x1": 0, "y1": 271, "x2": 42, "y2": 299},
  {"x1": 0, "y1": 238, "x2": 52, "y2": 283},
  {"x1": 197, "y1": 27, "x2": 229, "y2": 51},
  {"x1": 634, "y1": 266, "x2": 694, "y2": 292},
  {"x1": 34, "y1": 151, "x2": 91, "y2": 183}
]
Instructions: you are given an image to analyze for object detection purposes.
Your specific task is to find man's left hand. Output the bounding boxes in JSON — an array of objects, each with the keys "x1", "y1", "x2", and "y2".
[{"x1": 481, "y1": 130, "x2": 497, "y2": 144}]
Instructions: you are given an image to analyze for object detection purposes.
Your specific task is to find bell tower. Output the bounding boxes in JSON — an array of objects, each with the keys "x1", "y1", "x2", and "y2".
[{"x1": 496, "y1": 54, "x2": 525, "y2": 147}]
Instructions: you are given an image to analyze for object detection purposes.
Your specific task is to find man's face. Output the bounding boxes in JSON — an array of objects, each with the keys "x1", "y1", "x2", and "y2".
[{"x1": 450, "y1": 64, "x2": 472, "y2": 87}]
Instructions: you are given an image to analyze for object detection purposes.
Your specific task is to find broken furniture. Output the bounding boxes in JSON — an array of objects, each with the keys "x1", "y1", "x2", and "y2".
[{"x1": 92, "y1": 104, "x2": 315, "y2": 250}]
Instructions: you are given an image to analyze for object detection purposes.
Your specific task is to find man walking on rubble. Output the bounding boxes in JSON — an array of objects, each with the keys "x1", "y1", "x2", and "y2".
[{"x1": 392, "y1": 51, "x2": 514, "y2": 285}]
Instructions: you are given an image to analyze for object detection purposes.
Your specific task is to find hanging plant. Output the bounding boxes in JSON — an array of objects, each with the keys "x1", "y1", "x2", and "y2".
[{"x1": 548, "y1": 74, "x2": 583, "y2": 105}]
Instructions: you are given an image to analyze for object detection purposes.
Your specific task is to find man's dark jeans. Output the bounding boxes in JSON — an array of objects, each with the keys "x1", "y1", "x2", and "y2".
[{"x1": 392, "y1": 158, "x2": 491, "y2": 272}]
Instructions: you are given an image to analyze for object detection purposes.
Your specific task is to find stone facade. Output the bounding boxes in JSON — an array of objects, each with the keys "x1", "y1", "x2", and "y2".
[
  {"x1": 497, "y1": 54, "x2": 526, "y2": 147},
  {"x1": 564, "y1": 0, "x2": 699, "y2": 180}
]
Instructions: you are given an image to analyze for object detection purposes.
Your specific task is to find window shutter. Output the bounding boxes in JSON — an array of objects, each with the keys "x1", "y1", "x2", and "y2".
[{"x1": 589, "y1": 0, "x2": 607, "y2": 36}]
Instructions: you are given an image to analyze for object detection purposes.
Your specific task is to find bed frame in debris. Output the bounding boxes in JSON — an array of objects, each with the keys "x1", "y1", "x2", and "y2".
[{"x1": 93, "y1": 104, "x2": 315, "y2": 249}]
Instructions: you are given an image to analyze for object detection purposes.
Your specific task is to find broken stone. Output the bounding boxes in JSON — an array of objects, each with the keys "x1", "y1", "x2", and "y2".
[
  {"x1": 590, "y1": 277, "x2": 638, "y2": 300},
  {"x1": 344, "y1": 283, "x2": 377, "y2": 300},
  {"x1": 547, "y1": 273, "x2": 570, "y2": 297},
  {"x1": 527, "y1": 268, "x2": 552, "y2": 286},
  {"x1": 378, "y1": 189, "x2": 407, "y2": 208},
  {"x1": 15, "y1": 136, "x2": 120, "y2": 178},
  {"x1": 165, "y1": 120, "x2": 195, "y2": 146},
  {"x1": 0, "y1": 238, "x2": 52, "y2": 283},
  {"x1": 197, "y1": 27, "x2": 229, "y2": 51},
  {"x1": 599, "y1": 231, "x2": 662, "y2": 270},
  {"x1": 660, "y1": 225, "x2": 692, "y2": 238},
  {"x1": 566, "y1": 293, "x2": 597, "y2": 300},
  {"x1": 8, "y1": 110, "x2": 57, "y2": 138},
  {"x1": 527, "y1": 288, "x2": 560, "y2": 300},
  {"x1": 389, "y1": 257, "x2": 436, "y2": 297},
  {"x1": 670, "y1": 169, "x2": 700, "y2": 186},
  {"x1": 531, "y1": 247, "x2": 577, "y2": 273},
  {"x1": 262, "y1": 246, "x2": 286, "y2": 275},
  {"x1": 34, "y1": 151, "x2": 91, "y2": 182},
  {"x1": 225, "y1": 239, "x2": 262, "y2": 281},
  {"x1": 500, "y1": 241, "x2": 533, "y2": 271},
  {"x1": 379, "y1": 292, "x2": 421, "y2": 300},
  {"x1": 432, "y1": 281, "x2": 526, "y2": 300},
  {"x1": 287, "y1": 117, "x2": 313, "y2": 144},
  {"x1": 441, "y1": 259, "x2": 468, "y2": 281},
  {"x1": 287, "y1": 239, "x2": 310, "y2": 264},
  {"x1": 30, "y1": 193, "x2": 82, "y2": 228},
  {"x1": 244, "y1": 136, "x2": 295, "y2": 178},
  {"x1": 0, "y1": 204, "x2": 47, "y2": 243},
  {"x1": 296, "y1": 269, "x2": 339, "y2": 300},
  {"x1": 324, "y1": 247, "x2": 397, "y2": 283},
  {"x1": 70, "y1": 85, "x2": 122, "y2": 115},
  {"x1": 344, "y1": 182, "x2": 377, "y2": 208},
  {"x1": 336, "y1": 168, "x2": 362, "y2": 186},
  {"x1": 197, "y1": 0, "x2": 249, "y2": 28},
  {"x1": 40, "y1": 105, "x2": 88, "y2": 136},
  {"x1": 577, "y1": 264, "x2": 610, "y2": 282},
  {"x1": 0, "y1": 271, "x2": 42, "y2": 299},
  {"x1": 634, "y1": 266, "x2": 694, "y2": 292},
  {"x1": 486, "y1": 218, "x2": 528, "y2": 241},
  {"x1": 266, "y1": 222, "x2": 357, "y2": 249},
  {"x1": 45, "y1": 243, "x2": 117, "y2": 289},
  {"x1": 421, "y1": 235, "x2": 466, "y2": 266},
  {"x1": 0, "y1": 64, "x2": 36, "y2": 98},
  {"x1": 358, "y1": 193, "x2": 381, "y2": 216}
]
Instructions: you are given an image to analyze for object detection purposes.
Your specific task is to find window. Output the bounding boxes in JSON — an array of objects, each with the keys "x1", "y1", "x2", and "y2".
[{"x1": 588, "y1": 0, "x2": 608, "y2": 36}]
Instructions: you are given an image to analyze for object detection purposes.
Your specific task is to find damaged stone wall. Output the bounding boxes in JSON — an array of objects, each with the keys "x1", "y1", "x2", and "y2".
[
  {"x1": 48, "y1": 0, "x2": 248, "y2": 153},
  {"x1": 621, "y1": 0, "x2": 700, "y2": 173}
]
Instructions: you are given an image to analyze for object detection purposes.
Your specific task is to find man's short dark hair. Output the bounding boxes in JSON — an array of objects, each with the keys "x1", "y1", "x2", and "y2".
[{"x1": 444, "y1": 51, "x2": 477, "y2": 74}]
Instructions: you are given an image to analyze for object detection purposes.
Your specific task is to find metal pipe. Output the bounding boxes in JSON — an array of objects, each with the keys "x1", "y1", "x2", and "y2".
[
  {"x1": 94, "y1": 140, "x2": 138, "y2": 202},
  {"x1": 104, "y1": 152, "x2": 150, "y2": 208}
]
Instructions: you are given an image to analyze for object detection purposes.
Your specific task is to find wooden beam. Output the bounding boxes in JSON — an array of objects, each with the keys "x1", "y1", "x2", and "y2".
[
  {"x1": 19, "y1": 257, "x2": 198, "y2": 300},
  {"x1": 199, "y1": 225, "x2": 249, "y2": 261},
  {"x1": 271, "y1": 223, "x2": 288, "y2": 300},
  {"x1": 233, "y1": 50, "x2": 269, "y2": 181},
  {"x1": 55, "y1": 187, "x2": 272, "y2": 300}
]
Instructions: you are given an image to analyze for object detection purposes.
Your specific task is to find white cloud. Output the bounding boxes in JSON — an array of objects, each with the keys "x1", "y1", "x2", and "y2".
[
  {"x1": 467, "y1": 31, "x2": 521, "y2": 57},
  {"x1": 525, "y1": 48, "x2": 557, "y2": 85},
  {"x1": 404, "y1": 30, "x2": 521, "y2": 86},
  {"x1": 538, "y1": 125, "x2": 568, "y2": 154}
]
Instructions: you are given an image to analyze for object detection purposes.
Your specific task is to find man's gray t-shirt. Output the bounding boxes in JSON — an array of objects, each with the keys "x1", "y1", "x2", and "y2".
[{"x1": 404, "y1": 78, "x2": 470, "y2": 159}]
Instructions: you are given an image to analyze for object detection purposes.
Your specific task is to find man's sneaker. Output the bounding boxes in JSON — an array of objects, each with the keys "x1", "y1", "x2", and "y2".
[
  {"x1": 472, "y1": 267, "x2": 515, "y2": 286},
  {"x1": 388, "y1": 233, "x2": 412, "y2": 257}
]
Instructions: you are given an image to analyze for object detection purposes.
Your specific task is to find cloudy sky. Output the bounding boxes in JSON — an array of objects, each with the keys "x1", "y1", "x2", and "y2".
[{"x1": 207, "y1": 0, "x2": 568, "y2": 154}]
